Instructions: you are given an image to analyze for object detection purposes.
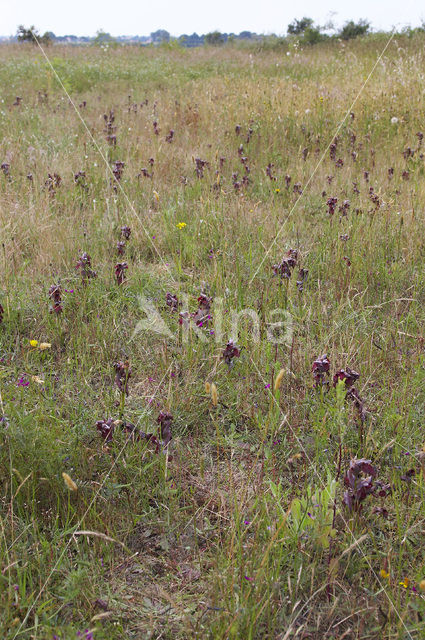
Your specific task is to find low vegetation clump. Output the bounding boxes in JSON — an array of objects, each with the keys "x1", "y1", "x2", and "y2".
[{"x1": 1, "y1": 31, "x2": 425, "y2": 639}]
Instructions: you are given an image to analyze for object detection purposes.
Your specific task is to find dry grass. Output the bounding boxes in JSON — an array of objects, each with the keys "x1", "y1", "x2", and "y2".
[{"x1": 1, "y1": 33, "x2": 425, "y2": 639}]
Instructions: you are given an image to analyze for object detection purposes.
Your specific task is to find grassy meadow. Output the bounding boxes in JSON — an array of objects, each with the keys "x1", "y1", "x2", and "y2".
[{"x1": 1, "y1": 32, "x2": 425, "y2": 638}]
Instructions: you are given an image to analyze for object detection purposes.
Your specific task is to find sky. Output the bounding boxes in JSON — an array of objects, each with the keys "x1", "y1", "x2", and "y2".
[{"x1": 1, "y1": 0, "x2": 424, "y2": 37}]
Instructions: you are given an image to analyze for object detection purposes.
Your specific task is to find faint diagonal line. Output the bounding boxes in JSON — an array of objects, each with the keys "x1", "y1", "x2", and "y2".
[
  {"x1": 249, "y1": 29, "x2": 396, "y2": 285},
  {"x1": 11, "y1": 35, "x2": 177, "y2": 637},
  {"x1": 12, "y1": 364, "x2": 172, "y2": 639},
  {"x1": 30, "y1": 30, "x2": 175, "y2": 282},
  {"x1": 318, "y1": 295, "x2": 421, "y2": 458},
  {"x1": 248, "y1": 353, "x2": 413, "y2": 639}
]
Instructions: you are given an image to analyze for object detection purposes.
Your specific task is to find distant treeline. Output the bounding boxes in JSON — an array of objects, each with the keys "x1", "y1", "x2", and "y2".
[{"x1": 9, "y1": 19, "x2": 425, "y2": 47}]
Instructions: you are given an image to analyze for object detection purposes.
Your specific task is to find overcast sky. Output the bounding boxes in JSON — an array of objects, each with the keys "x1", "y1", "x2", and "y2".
[{"x1": 2, "y1": 0, "x2": 424, "y2": 37}]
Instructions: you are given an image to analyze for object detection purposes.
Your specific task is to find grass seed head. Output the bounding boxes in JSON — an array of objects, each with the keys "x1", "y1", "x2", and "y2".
[
  {"x1": 211, "y1": 382, "x2": 218, "y2": 407},
  {"x1": 62, "y1": 472, "x2": 78, "y2": 491},
  {"x1": 274, "y1": 368, "x2": 285, "y2": 393}
]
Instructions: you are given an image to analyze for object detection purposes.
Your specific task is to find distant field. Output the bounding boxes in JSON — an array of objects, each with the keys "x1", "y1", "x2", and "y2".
[{"x1": 1, "y1": 34, "x2": 425, "y2": 639}]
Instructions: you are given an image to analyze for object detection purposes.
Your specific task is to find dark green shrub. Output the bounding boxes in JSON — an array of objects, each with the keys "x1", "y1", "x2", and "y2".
[{"x1": 339, "y1": 19, "x2": 370, "y2": 40}]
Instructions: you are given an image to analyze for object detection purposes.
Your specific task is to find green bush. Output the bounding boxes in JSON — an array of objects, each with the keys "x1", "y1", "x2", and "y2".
[
  {"x1": 301, "y1": 27, "x2": 328, "y2": 45},
  {"x1": 339, "y1": 19, "x2": 370, "y2": 40},
  {"x1": 205, "y1": 31, "x2": 226, "y2": 46},
  {"x1": 287, "y1": 17, "x2": 314, "y2": 35},
  {"x1": 17, "y1": 24, "x2": 52, "y2": 45}
]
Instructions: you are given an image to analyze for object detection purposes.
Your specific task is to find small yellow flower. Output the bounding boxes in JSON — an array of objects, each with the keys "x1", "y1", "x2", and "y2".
[
  {"x1": 39, "y1": 343, "x2": 51, "y2": 351},
  {"x1": 153, "y1": 190, "x2": 160, "y2": 201},
  {"x1": 399, "y1": 577, "x2": 410, "y2": 588},
  {"x1": 275, "y1": 188, "x2": 280, "y2": 193},
  {"x1": 62, "y1": 472, "x2": 78, "y2": 491},
  {"x1": 380, "y1": 569, "x2": 390, "y2": 580},
  {"x1": 319, "y1": 96, "x2": 324, "y2": 103},
  {"x1": 176, "y1": 222, "x2": 187, "y2": 229},
  {"x1": 30, "y1": 339, "x2": 38, "y2": 347}
]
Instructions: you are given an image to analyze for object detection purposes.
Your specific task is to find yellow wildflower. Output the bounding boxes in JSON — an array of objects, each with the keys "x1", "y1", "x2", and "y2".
[
  {"x1": 399, "y1": 577, "x2": 410, "y2": 588},
  {"x1": 380, "y1": 569, "x2": 390, "y2": 580},
  {"x1": 30, "y1": 339, "x2": 38, "y2": 347},
  {"x1": 176, "y1": 222, "x2": 187, "y2": 229}
]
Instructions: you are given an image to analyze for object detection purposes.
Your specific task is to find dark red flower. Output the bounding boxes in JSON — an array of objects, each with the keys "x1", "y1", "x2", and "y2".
[
  {"x1": 96, "y1": 417, "x2": 116, "y2": 442},
  {"x1": 272, "y1": 249, "x2": 298, "y2": 281},
  {"x1": 138, "y1": 167, "x2": 152, "y2": 179},
  {"x1": 192, "y1": 294, "x2": 213, "y2": 327},
  {"x1": 111, "y1": 161, "x2": 125, "y2": 191},
  {"x1": 343, "y1": 458, "x2": 377, "y2": 512},
  {"x1": 296, "y1": 268, "x2": 308, "y2": 292},
  {"x1": 333, "y1": 367, "x2": 360, "y2": 389},
  {"x1": 44, "y1": 172, "x2": 62, "y2": 194},
  {"x1": 222, "y1": 340, "x2": 241, "y2": 367},
  {"x1": 114, "y1": 361, "x2": 131, "y2": 396},
  {"x1": 48, "y1": 284, "x2": 63, "y2": 314},
  {"x1": 76, "y1": 252, "x2": 97, "y2": 283},
  {"x1": 115, "y1": 262, "x2": 128, "y2": 285},
  {"x1": 74, "y1": 171, "x2": 87, "y2": 190},
  {"x1": 312, "y1": 354, "x2": 330, "y2": 388},
  {"x1": 157, "y1": 411, "x2": 173, "y2": 447},
  {"x1": 165, "y1": 293, "x2": 179, "y2": 312},
  {"x1": 1, "y1": 162, "x2": 10, "y2": 177},
  {"x1": 194, "y1": 157, "x2": 209, "y2": 178},
  {"x1": 265, "y1": 163, "x2": 276, "y2": 181},
  {"x1": 104, "y1": 110, "x2": 116, "y2": 146},
  {"x1": 326, "y1": 197, "x2": 338, "y2": 215},
  {"x1": 339, "y1": 199, "x2": 350, "y2": 216}
]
